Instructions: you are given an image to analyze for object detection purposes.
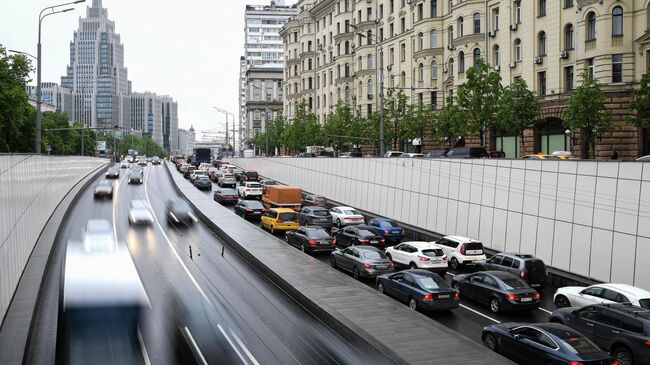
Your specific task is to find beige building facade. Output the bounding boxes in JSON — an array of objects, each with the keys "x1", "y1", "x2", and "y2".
[{"x1": 281, "y1": 0, "x2": 650, "y2": 159}]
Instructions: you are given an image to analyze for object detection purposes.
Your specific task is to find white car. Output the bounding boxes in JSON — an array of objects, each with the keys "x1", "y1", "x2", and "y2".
[
  {"x1": 120, "y1": 161, "x2": 129, "y2": 169},
  {"x1": 385, "y1": 241, "x2": 448, "y2": 275},
  {"x1": 237, "y1": 181, "x2": 262, "y2": 199},
  {"x1": 198, "y1": 163, "x2": 212, "y2": 171},
  {"x1": 128, "y1": 200, "x2": 154, "y2": 225},
  {"x1": 189, "y1": 170, "x2": 207, "y2": 183},
  {"x1": 554, "y1": 283, "x2": 650, "y2": 309},
  {"x1": 330, "y1": 206, "x2": 365, "y2": 227},
  {"x1": 432, "y1": 235, "x2": 487, "y2": 270},
  {"x1": 400, "y1": 153, "x2": 425, "y2": 158}
]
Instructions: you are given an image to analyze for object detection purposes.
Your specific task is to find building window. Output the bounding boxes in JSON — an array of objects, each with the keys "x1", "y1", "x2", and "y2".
[
  {"x1": 367, "y1": 7, "x2": 373, "y2": 21},
  {"x1": 458, "y1": 51, "x2": 465, "y2": 73},
  {"x1": 418, "y1": 63, "x2": 424, "y2": 81},
  {"x1": 379, "y1": 4, "x2": 384, "y2": 18},
  {"x1": 345, "y1": 86, "x2": 350, "y2": 101},
  {"x1": 418, "y1": 32, "x2": 424, "y2": 50},
  {"x1": 565, "y1": 66, "x2": 574, "y2": 92},
  {"x1": 538, "y1": 31, "x2": 546, "y2": 56},
  {"x1": 564, "y1": 0, "x2": 573, "y2": 9},
  {"x1": 448, "y1": 25, "x2": 454, "y2": 45},
  {"x1": 473, "y1": 13, "x2": 480, "y2": 34},
  {"x1": 565, "y1": 24, "x2": 574, "y2": 50},
  {"x1": 389, "y1": 47, "x2": 395, "y2": 65},
  {"x1": 401, "y1": 17, "x2": 406, "y2": 32},
  {"x1": 400, "y1": 71, "x2": 406, "y2": 87},
  {"x1": 390, "y1": 23, "x2": 394, "y2": 37},
  {"x1": 458, "y1": 17, "x2": 464, "y2": 37},
  {"x1": 345, "y1": 63, "x2": 350, "y2": 77},
  {"x1": 430, "y1": 29, "x2": 438, "y2": 47},
  {"x1": 368, "y1": 79, "x2": 373, "y2": 96},
  {"x1": 587, "y1": 58, "x2": 595, "y2": 77},
  {"x1": 390, "y1": 0, "x2": 394, "y2": 13},
  {"x1": 612, "y1": 6, "x2": 623, "y2": 36},
  {"x1": 538, "y1": 71, "x2": 546, "y2": 96},
  {"x1": 358, "y1": 81, "x2": 363, "y2": 97},
  {"x1": 473, "y1": 48, "x2": 481, "y2": 67},
  {"x1": 448, "y1": 0, "x2": 453, "y2": 14},
  {"x1": 358, "y1": 56, "x2": 363, "y2": 71},
  {"x1": 514, "y1": 38, "x2": 522, "y2": 61},
  {"x1": 400, "y1": 43, "x2": 406, "y2": 61},
  {"x1": 431, "y1": 0, "x2": 437, "y2": 17},
  {"x1": 612, "y1": 54, "x2": 623, "y2": 83},
  {"x1": 586, "y1": 12, "x2": 596, "y2": 41},
  {"x1": 418, "y1": 3, "x2": 423, "y2": 20},
  {"x1": 493, "y1": 45, "x2": 500, "y2": 66},
  {"x1": 367, "y1": 30, "x2": 373, "y2": 45},
  {"x1": 368, "y1": 54, "x2": 374, "y2": 69},
  {"x1": 492, "y1": 8, "x2": 499, "y2": 31},
  {"x1": 514, "y1": 0, "x2": 521, "y2": 24},
  {"x1": 431, "y1": 62, "x2": 438, "y2": 79},
  {"x1": 431, "y1": 91, "x2": 437, "y2": 109},
  {"x1": 538, "y1": 0, "x2": 546, "y2": 17},
  {"x1": 448, "y1": 58, "x2": 454, "y2": 76}
]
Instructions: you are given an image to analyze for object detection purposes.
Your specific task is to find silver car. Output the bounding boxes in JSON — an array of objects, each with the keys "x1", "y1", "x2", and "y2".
[
  {"x1": 128, "y1": 200, "x2": 153, "y2": 225},
  {"x1": 330, "y1": 245, "x2": 394, "y2": 280},
  {"x1": 218, "y1": 173, "x2": 236, "y2": 187},
  {"x1": 93, "y1": 180, "x2": 113, "y2": 199}
]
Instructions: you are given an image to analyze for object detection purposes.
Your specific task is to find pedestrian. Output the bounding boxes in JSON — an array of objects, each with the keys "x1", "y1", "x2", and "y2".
[{"x1": 611, "y1": 150, "x2": 619, "y2": 160}]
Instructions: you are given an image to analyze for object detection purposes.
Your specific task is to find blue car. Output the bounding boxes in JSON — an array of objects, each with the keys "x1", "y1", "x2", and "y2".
[
  {"x1": 376, "y1": 269, "x2": 459, "y2": 311},
  {"x1": 366, "y1": 218, "x2": 404, "y2": 244}
]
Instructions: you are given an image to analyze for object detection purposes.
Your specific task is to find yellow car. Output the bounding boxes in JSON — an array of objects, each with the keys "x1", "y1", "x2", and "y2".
[
  {"x1": 261, "y1": 208, "x2": 299, "y2": 234},
  {"x1": 521, "y1": 154, "x2": 559, "y2": 160}
]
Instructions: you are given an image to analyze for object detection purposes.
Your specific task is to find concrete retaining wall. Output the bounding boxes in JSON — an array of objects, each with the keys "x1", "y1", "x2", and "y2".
[
  {"x1": 231, "y1": 157, "x2": 650, "y2": 291},
  {"x1": 0, "y1": 155, "x2": 108, "y2": 322}
]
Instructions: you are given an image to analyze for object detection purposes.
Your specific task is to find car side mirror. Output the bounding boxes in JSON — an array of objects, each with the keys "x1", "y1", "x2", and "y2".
[{"x1": 513, "y1": 334, "x2": 522, "y2": 340}]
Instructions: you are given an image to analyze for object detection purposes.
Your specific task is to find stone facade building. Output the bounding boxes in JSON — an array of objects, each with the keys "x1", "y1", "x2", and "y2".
[{"x1": 281, "y1": 0, "x2": 650, "y2": 159}]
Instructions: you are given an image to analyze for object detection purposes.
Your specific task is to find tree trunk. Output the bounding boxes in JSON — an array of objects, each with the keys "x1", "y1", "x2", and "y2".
[
  {"x1": 580, "y1": 127, "x2": 590, "y2": 159},
  {"x1": 519, "y1": 132, "x2": 525, "y2": 159}
]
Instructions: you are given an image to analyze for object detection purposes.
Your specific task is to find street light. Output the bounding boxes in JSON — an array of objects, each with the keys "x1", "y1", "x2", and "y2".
[
  {"x1": 7, "y1": 49, "x2": 37, "y2": 60},
  {"x1": 35, "y1": 0, "x2": 86, "y2": 154},
  {"x1": 212, "y1": 107, "x2": 236, "y2": 155}
]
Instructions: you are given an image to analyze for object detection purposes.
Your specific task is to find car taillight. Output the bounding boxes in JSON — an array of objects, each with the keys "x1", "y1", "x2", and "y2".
[
  {"x1": 246, "y1": 189, "x2": 251, "y2": 192},
  {"x1": 231, "y1": 195, "x2": 237, "y2": 198},
  {"x1": 610, "y1": 361, "x2": 619, "y2": 365},
  {"x1": 505, "y1": 293, "x2": 519, "y2": 301},
  {"x1": 218, "y1": 194, "x2": 224, "y2": 198},
  {"x1": 459, "y1": 244, "x2": 466, "y2": 255},
  {"x1": 307, "y1": 239, "x2": 317, "y2": 245},
  {"x1": 332, "y1": 239, "x2": 336, "y2": 244},
  {"x1": 454, "y1": 291, "x2": 460, "y2": 300},
  {"x1": 442, "y1": 255, "x2": 448, "y2": 261},
  {"x1": 423, "y1": 293, "x2": 433, "y2": 301},
  {"x1": 418, "y1": 255, "x2": 430, "y2": 262},
  {"x1": 389, "y1": 262, "x2": 394, "y2": 268},
  {"x1": 519, "y1": 270, "x2": 525, "y2": 279},
  {"x1": 363, "y1": 263, "x2": 372, "y2": 269},
  {"x1": 383, "y1": 230, "x2": 389, "y2": 234},
  {"x1": 262, "y1": 208, "x2": 266, "y2": 212},
  {"x1": 359, "y1": 239, "x2": 369, "y2": 243},
  {"x1": 246, "y1": 209, "x2": 253, "y2": 212},
  {"x1": 569, "y1": 362, "x2": 585, "y2": 365},
  {"x1": 533, "y1": 292, "x2": 541, "y2": 300},
  {"x1": 645, "y1": 339, "x2": 650, "y2": 346}
]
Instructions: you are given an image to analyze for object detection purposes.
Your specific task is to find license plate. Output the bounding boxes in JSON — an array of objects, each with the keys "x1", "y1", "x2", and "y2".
[
  {"x1": 438, "y1": 294, "x2": 450, "y2": 299},
  {"x1": 318, "y1": 241, "x2": 329, "y2": 245},
  {"x1": 520, "y1": 297, "x2": 532, "y2": 302},
  {"x1": 433, "y1": 260, "x2": 442, "y2": 264},
  {"x1": 370, "y1": 240, "x2": 378, "y2": 244},
  {"x1": 376, "y1": 265, "x2": 388, "y2": 269},
  {"x1": 466, "y1": 250, "x2": 483, "y2": 255}
]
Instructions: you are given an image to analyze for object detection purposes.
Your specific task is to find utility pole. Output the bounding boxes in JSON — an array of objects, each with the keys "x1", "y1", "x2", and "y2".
[{"x1": 265, "y1": 100, "x2": 270, "y2": 157}]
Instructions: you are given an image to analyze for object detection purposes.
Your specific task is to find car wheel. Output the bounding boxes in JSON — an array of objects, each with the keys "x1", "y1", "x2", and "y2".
[
  {"x1": 378, "y1": 282, "x2": 385, "y2": 294},
  {"x1": 285, "y1": 235, "x2": 289, "y2": 243},
  {"x1": 271, "y1": 225, "x2": 275, "y2": 235},
  {"x1": 352, "y1": 266, "x2": 360, "y2": 280},
  {"x1": 450, "y1": 257, "x2": 460, "y2": 270},
  {"x1": 386, "y1": 253, "x2": 392, "y2": 261},
  {"x1": 337, "y1": 219, "x2": 342, "y2": 228},
  {"x1": 329, "y1": 256, "x2": 337, "y2": 268},
  {"x1": 408, "y1": 297, "x2": 417, "y2": 310},
  {"x1": 483, "y1": 333, "x2": 498, "y2": 351},
  {"x1": 613, "y1": 346, "x2": 633, "y2": 365},
  {"x1": 554, "y1": 295, "x2": 571, "y2": 308},
  {"x1": 301, "y1": 244, "x2": 307, "y2": 253},
  {"x1": 409, "y1": 262, "x2": 417, "y2": 270},
  {"x1": 489, "y1": 297, "x2": 501, "y2": 313}
]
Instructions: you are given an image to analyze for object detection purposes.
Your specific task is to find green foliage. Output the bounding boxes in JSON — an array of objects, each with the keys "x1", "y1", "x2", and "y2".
[
  {"x1": 384, "y1": 88, "x2": 410, "y2": 150},
  {"x1": 628, "y1": 70, "x2": 650, "y2": 129},
  {"x1": 283, "y1": 101, "x2": 321, "y2": 150},
  {"x1": 456, "y1": 58, "x2": 503, "y2": 146},
  {"x1": 323, "y1": 101, "x2": 354, "y2": 150},
  {"x1": 112, "y1": 133, "x2": 167, "y2": 159},
  {"x1": 563, "y1": 68, "x2": 614, "y2": 159},
  {"x1": 432, "y1": 97, "x2": 467, "y2": 144},
  {"x1": 0, "y1": 45, "x2": 35, "y2": 152},
  {"x1": 403, "y1": 103, "x2": 433, "y2": 149},
  {"x1": 497, "y1": 77, "x2": 540, "y2": 149}
]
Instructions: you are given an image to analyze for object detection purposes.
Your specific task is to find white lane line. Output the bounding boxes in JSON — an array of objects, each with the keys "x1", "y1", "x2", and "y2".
[
  {"x1": 217, "y1": 324, "x2": 248, "y2": 365},
  {"x1": 137, "y1": 328, "x2": 152, "y2": 365},
  {"x1": 143, "y1": 166, "x2": 211, "y2": 303},
  {"x1": 446, "y1": 272, "x2": 456, "y2": 277},
  {"x1": 184, "y1": 326, "x2": 208, "y2": 365},
  {"x1": 459, "y1": 304, "x2": 501, "y2": 323},
  {"x1": 538, "y1": 307, "x2": 553, "y2": 314},
  {"x1": 230, "y1": 327, "x2": 260, "y2": 365},
  {"x1": 112, "y1": 169, "x2": 127, "y2": 244}
]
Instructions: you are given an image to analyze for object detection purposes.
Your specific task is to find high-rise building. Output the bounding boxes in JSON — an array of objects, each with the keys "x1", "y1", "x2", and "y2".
[
  {"x1": 26, "y1": 83, "x2": 72, "y2": 115},
  {"x1": 130, "y1": 92, "x2": 178, "y2": 151},
  {"x1": 178, "y1": 128, "x2": 189, "y2": 155},
  {"x1": 241, "y1": 1, "x2": 298, "y2": 149},
  {"x1": 245, "y1": 67, "x2": 284, "y2": 152},
  {"x1": 281, "y1": 0, "x2": 650, "y2": 159}
]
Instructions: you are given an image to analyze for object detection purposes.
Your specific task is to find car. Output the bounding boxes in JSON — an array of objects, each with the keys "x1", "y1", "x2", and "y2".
[
  {"x1": 234, "y1": 199, "x2": 266, "y2": 220},
  {"x1": 194, "y1": 176, "x2": 212, "y2": 190},
  {"x1": 452, "y1": 271, "x2": 541, "y2": 313},
  {"x1": 521, "y1": 153, "x2": 560, "y2": 160},
  {"x1": 151, "y1": 156, "x2": 161, "y2": 165},
  {"x1": 120, "y1": 161, "x2": 129, "y2": 169},
  {"x1": 213, "y1": 187, "x2": 238, "y2": 205},
  {"x1": 183, "y1": 166, "x2": 196, "y2": 179},
  {"x1": 481, "y1": 322, "x2": 615, "y2": 365},
  {"x1": 377, "y1": 270, "x2": 459, "y2": 311},
  {"x1": 383, "y1": 151, "x2": 404, "y2": 158},
  {"x1": 217, "y1": 173, "x2": 236, "y2": 188},
  {"x1": 433, "y1": 235, "x2": 487, "y2": 269},
  {"x1": 301, "y1": 193, "x2": 327, "y2": 208},
  {"x1": 198, "y1": 163, "x2": 212, "y2": 171},
  {"x1": 329, "y1": 206, "x2": 365, "y2": 227},
  {"x1": 128, "y1": 167, "x2": 143, "y2": 184},
  {"x1": 554, "y1": 283, "x2": 650, "y2": 309},
  {"x1": 128, "y1": 200, "x2": 153, "y2": 225},
  {"x1": 208, "y1": 168, "x2": 223, "y2": 182},
  {"x1": 551, "y1": 151, "x2": 578, "y2": 160},
  {"x1": 550, "y1": 303, "x2": 650, "y2": 365},
  {"x1": 330, "y1": 245, "x2": 393, "y2": 280},
  {"x1": 138, "y1": 159, "x2": 147, "y2": 167},
  {"x1": 285, "y1": 226, "x2": 336, "y2": 253},
  {"x1": 637, "y1": 155, "x2": 650, "y2": 161},
  {"x1": 339, "y1": 151, "x2": 362, "y2": 158},
  {"x1": 105, "y1": 166, "x2": 120, "y2": 179},
  {"x1": 365, "y1": 217, "x2": 404, "y2": 244},
  {"x1": 298, "y1": 206, "x2": 334, "y2": 228},
  {"x1": 237, "y1": 181, "x2": 262, "y2": 199},
  {"x1": 475, "y1": 253, "x2": 547, "y2": 288},
  {"x1": 400, "y1": 153, "x2": 424, "y2": 158},
  {"x1": 333, "y1": 225, "x2": 385, "y2": 248},
  {"x1": 232, "y1": 168, "x2": 245, "y2": 181},
  {"x1": 385, "y1": 241, "x2": 447, "y2": 275},
  {"x1": 241, "y1": 170, "x2": 259, "y2": 182},
  {"x1": 260, "y1": 208, "x2": 299, "y2": 234},
  {"x1": 146, "y1": 157, "x2": 152, "y2": 163},
  {"x1": 82, "y1": 219, "x2": 114, "y2": 250},
  {"x1": 189, "y1": 170, "x2": 207, "y2": 183},
  {"x1": 295, "y1": 152, "x2": 316, "y2": 158},
  {"x1": 445, "y1": 146, "x2": 489, "y2": 158},
  {"x1": 166, "y1": 199, "x2": 198, "y2": 226},
  {"x1": 93, "y1": 180, "x2": 113, "y2": 199},
  {"x1": 425, "y1": 150, "x2": 448, "y2": 158},
  {"x1": 260, "y1": 179, "x2": 277, "y2": 193}
]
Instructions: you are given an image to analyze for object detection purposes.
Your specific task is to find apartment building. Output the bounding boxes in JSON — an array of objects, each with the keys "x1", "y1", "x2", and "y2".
[{"x1": 281, "y1": 0, "x2": 650, "y2": 159}]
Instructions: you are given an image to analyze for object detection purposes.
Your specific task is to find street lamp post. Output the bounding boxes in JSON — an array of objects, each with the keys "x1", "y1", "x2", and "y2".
[
  {"x1": 212, "y1": 107, "x2": 236, "y2": 156},
  {"x1": 36, "y1": 1, "x2": 85, "y2": 154}
]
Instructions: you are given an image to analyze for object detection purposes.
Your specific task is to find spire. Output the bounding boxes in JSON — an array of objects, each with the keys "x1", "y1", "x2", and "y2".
[{"x1": 92, "y1": 0, "x2": 102, "y2": 8}]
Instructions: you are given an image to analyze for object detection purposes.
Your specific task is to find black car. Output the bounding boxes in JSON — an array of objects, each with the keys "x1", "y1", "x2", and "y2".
[
  {"x1": 377, "y1": 270, "x2": 459, "y2": 312},
  {"x1": 166, "y1": 199, "x2": 197, "y2": 226},
  {"x1": 329, "y1": 245, "x2": 393, "y2": 280},
  {"x1": 183, "y1": 166, "x2": 196, "y2": 179},
  {"x1": 550, "y1": 303, "x2": 650, "y2": 365},
  {"x1": 425, "y1": 150, "x2": 448, "y2": 158},
  {"x1": 194, "y1": 176, "x2": 212, "y2": 190},
  {"x1": 285, "y1": 226, "x2": 336, "y2": 253},
  {"x1": 445, "y1": 146, "x2": 489, "y2": 159},
  {"x1": 241, "y1": 170, "x2": 259, "y2": 182},
  {"x1": 105, "y1": 166, "x2": 120, "y2": 179},
  {"x1": 298, "y1": 206, "x2": 333, "y2": 228},
  {"x1": 482, "y1": 322, "x2": 615, "y2": 365},
  {"x1": 476, "y1": 253, "x2": 547, "y2": 288},
  {"x1": 213, "y1": 188, "x2": 238, "y2": 205},
  {"x1": 451, "y1": 271, "x2": 541, "y2": 313},
  {"x1": 301, "y1": 193, "x2": 327, "y2": 208},
  {"x1": 232, "y1": 168, "x2": 245, "y2": 181},
  {"x1": 333, "y1": 225, "x2": 385, "y2": 248},
  {"x1": 234, "y1": 200, "x2": 265, "y2": 220}
]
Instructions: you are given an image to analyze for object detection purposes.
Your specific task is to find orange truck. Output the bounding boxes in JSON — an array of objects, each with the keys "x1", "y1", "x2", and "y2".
[{"x1": 262, "y1": 185, "x2": 302, "y2": 210}]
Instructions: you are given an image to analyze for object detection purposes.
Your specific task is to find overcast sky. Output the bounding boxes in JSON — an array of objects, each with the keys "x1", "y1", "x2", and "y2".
[{"x1": 0, "y1": 0, "x2": 294, "y2": 136}]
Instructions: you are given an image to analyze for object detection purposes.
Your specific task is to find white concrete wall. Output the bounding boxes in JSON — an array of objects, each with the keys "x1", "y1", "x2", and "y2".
[
  {"x1": 231, "y1": 157, "x2": 650, "y2": 290},
  {"x1": 0, "y1": 155, "x2": 107, "y2": 321}
]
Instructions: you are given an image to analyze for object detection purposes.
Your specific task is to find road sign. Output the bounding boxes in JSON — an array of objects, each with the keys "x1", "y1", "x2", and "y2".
[{"x1": 96, "y1": 140, "x2": 106, "y2": 151}]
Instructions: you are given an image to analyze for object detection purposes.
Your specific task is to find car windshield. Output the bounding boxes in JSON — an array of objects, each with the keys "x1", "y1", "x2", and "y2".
[
  {"x1": 172, "y1": 201, "x2": 191, "y2": 213},
  {"x1": 464, "y1": 241, "x2": 483, "y2": 251},
  {"x1": 244, "y1": 201, "x2": 264, "y2": 209},
  {"x1": 307, "y1": 229, "x2": 331, "y2": 239},
  {"x1": 638, "y1": 299, "x2": 650, "y2": 309},
  {"x1": 379, "y1": 220, "x2": 399, "y2": 228},
  {"x1": 220, "y1": 189, "x2": 236, "y2": 195},
  {"x1": 198, "y1": 176, "x2": 209, "y2": 181},
  {"x1": 500, "y1": 277, "x2": 530, "y2": 290},
  {"x1": 363, "y1": 251, "x2": 386, "y2": 260},
  {"x1": 422, "y1": 249, "x2": 444, "y2": 257},
  {"x1": 247, "y1": 183, "x2": 261, "y2": 188},
  {"x1": 343, "y1": 209, "x2": 361, "y2": 216},
  {"x1": 417, "y1": 275, "x2": 449, "y2": 290},
  {"x1": 245, "y1": 172, "x2": 258, "y2": 177},
  {"x1": 312, "y1": 210, "x2": 330, "y2": 216},
  {"x1": 278, "y1": 212, "x2": 298, "y2": 221},
  {"x1": 559, "y1": 336, "x2": 602, "y2": 355}
]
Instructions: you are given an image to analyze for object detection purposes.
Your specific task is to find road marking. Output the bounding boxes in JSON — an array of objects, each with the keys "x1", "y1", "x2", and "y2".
[
  {"x1": 446, "y1": 272, "x2": 456, "y2": 277},
  {"x1": 459, "y1": 304, "x2": 501, "y2": 323},
  {"x1": 112, "y1": 169, "x2": 127, "y2": 244},
  {"x1": 230, "y1": 326, "x2": 260, "y2": 365},
  {"x1": 538, "y1": 307, "x2": 553, "y2": 314},
  {"x1": 137, "y1": 328, "x2": 152, "y2": 365},
  {"x1": 218, "y1": 324, "x2": 248, "y2": 365},
  {"x1": 184, "y1": 326, "x2": 208, "y2": 365}
]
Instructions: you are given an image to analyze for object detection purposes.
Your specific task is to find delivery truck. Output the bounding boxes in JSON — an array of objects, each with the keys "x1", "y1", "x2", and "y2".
[{"x1": 262, "y1": 185, "x2": 302, "y2": 210}]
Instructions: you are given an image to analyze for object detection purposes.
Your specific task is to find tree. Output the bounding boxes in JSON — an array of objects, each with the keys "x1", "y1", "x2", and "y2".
[
  {"x1": 627, "y1": 69, "x2": 650, "y2": 129},
  {"x1": 497, "y1": 77, "x2": 540, "y2": 154},
  {"x1": 384, "y1": 88, "x2": 409, "y2": 151},
  {"x1": 563, "y1": 68, "x2": 614, "y2": 159},
  {"x1": 0, "y1": 45, "x2": 35, "y2": 152},
  {"x1": 323, "y1": 101, "x2": 354, "y2": 150},
  {"x1": 403, "y1": 103, "x2": 432, "y2": 152},
  {"x1": 456, "y1": 58, "x2": 503, "y2": 147},
  {"x1": 284, "y1": 101, "x2": 321, "y2": 151},
  {"x1": 432, "y1": 98, "x2": 467, "y2": 148}
]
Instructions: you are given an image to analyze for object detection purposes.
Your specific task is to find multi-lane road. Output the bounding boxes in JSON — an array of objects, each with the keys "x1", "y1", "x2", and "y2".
[{"x1": 27, "y1": 163, "x2": 394, "y2": 365}]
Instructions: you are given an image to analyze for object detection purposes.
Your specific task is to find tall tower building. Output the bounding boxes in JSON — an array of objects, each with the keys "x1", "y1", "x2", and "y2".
[{"x1": 61, "y1": 0, "x2": 131, "y2": 129}]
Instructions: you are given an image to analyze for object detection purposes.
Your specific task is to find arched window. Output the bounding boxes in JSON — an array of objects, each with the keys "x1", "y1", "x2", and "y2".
[
  {"x1": 430, "y1": 29, "x2": 438, "y2": 48},
  {"x1": 358, "y1": 81, "x2": 363, "y2": 98},
  {"x1": 418, "y1": 32, "x2": 424, "y2": 50},
  {"x1": 493, "y1": 45, "x2": 500, "y2": 66},
  {"x1": 448, "y1": 58, "x2": 454, "y2": 75},
  {"x1": 564, "y1": 24, "x2": 574, "y2": 50},
  {"x1": 514, "y1": 38, "x2": 522, "y2": 61},
  {"x1": 418, "y1": 63, "x2": 424, "y2": 81},
  {"x1": 367, "y1": 79, "x2": 374, "y2": 95},
  {"x1": 344, "y1": 86, "x2": 350, "y2": 101},
  {"x1": 473, "y1": 48, "x2": 481, "y2": 67},
  {"x1": 345, "y1": 40, "x2": 350, "y2": 54},
  {"x1": 368, "y1": 54, "x2": 374, "y2": 69},
  {"x1": 431, "y1": 62, "x2": 438, "y2": 80},
  {"x1": 344, "y1": 63, "x2": 350, "y2": 77},
  {"x1": 612, "y1": 6, "x2": 623, "y2": 36},
  {"x1": 448, "y1": 25, "x2": 454, "y2": 45},
  {"x1": 458, "y1": 17, "x2": 464, "y2": 37},
  {"x1": 358, "y1": 56, "x2": 363, "y2": 70},
  {"x1": 400, "y1": 71, "x2": 406, "y2": 87},
  {"x1": 316, "y1": 95, "x2": 320, "y2": 108},
  {"x1": 473, "y1": 13, "x2": 480, "y2": 34},
  {"x1": 538, "y1": 31, "x2": 546, "y2": 56},
  {"x1": 458, "y1": 51, "x2": 465, "y2": 73},
  {"x1": 323, "y1": 93, "x2": 327, "y2": 107},
  {"x1": 586, "y1": 12, "x2": 596, "y2": 41}
]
